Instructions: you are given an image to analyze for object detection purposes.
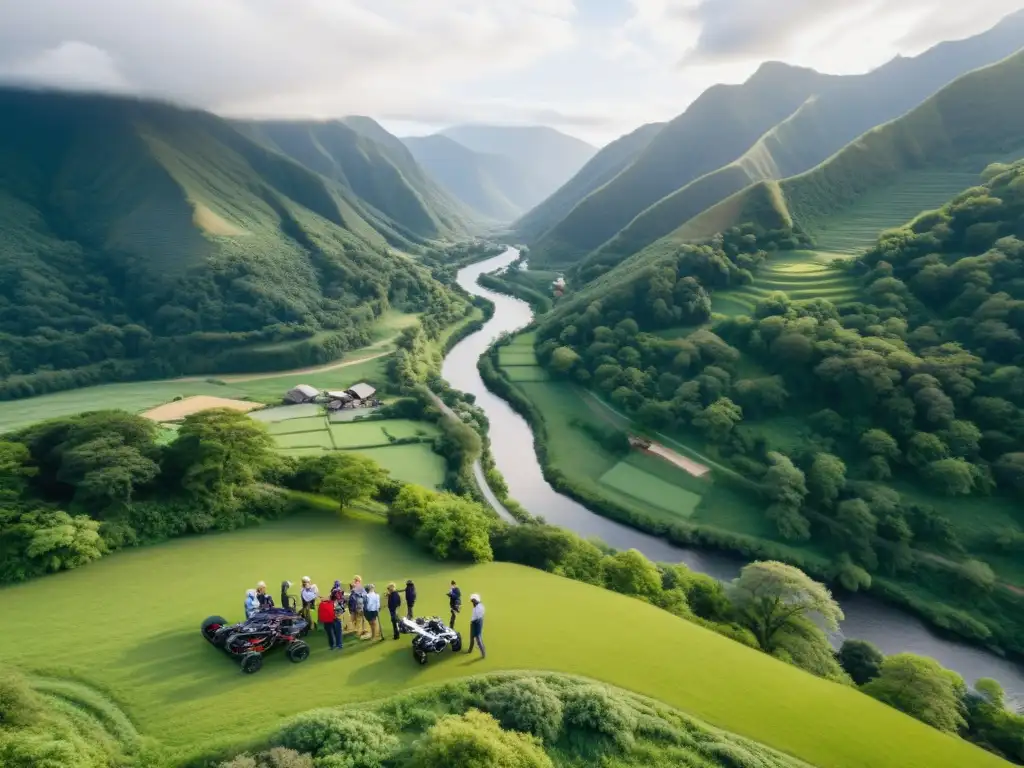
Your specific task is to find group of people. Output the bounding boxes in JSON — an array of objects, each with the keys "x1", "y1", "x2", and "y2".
[{"x1": 243, "y1": 576, "x2": 486, "y2": 658}]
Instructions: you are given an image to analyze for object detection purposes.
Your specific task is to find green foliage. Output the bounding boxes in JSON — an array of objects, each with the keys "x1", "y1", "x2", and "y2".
[
  {"x1": 863, "y1": 654, "x2": 967, "y2": 733},
  {"x1": 729, "y1": 561, "x2": 843, "y2": 654},
  {"x1": 387, "y1": 485, "x2": 494, "y2": 562},
  {"x1": 562, "y1": 685, "x2": 638, "y2": 750},
  {"x1": 168, "y1": 409, "x2": 275, "y2": 498},
  {"x1": 276, "y1": 710, "x2": 397, "y2": 766},
  {"x1": 602, "y1": 549, "x2": 663, "y2": 600},
  {"x1": 483, "y1": 678, "x2": 563, "y2": 744},
  {"x1": 407, "y1": 710, "x2": 553, "y2": 768},
  {"x1": 837, "y1": 639, "x2": 885, "y2": 686},
  {"x1": 220, "y1": 748, "x2": 314, "y2": 768},
  {"x1": 0, "y1": 668, "x2": 40, "y2": 728},
  {"x1": 320, "y1": 455, "x2": 389, "y2": 511}
]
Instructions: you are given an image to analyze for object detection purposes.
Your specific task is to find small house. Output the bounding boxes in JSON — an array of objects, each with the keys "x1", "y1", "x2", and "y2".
[
  {"x1": 345, "y1": 382, "x2": 376, "y2": 402},
  {"x1": 284, "y1": 384, "x2": 320, "y2": 404},
  {"x1": 325, "y1": 390, "x2": 353, "y2": 411}
]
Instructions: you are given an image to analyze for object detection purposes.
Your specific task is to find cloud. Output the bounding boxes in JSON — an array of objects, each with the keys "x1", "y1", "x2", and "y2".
[{"x1": 0, "y1": 0, "x2": 576, "y2": 118}]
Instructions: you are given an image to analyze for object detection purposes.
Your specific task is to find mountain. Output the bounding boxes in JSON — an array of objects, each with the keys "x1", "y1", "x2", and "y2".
[
  {"x1": 527, "y1": 63, "x2": 835, "y2": 266},
  {"x1": 0, "y1": 88, "x2": 460, "y2": 398},
  {"x1": 676, "y1": 48, "x2": 1024, "y2": 244},
  {"x1": 559, "y1": 47, "x2": 1024, "y2": 314},
  {"x1": 566, "y1": 10, "x2": 1024, "y2": 280},
  {"x1": 439, "y1": 125, "x2": 598, "y2": 211},
  {"x1": 513, "y1": 122, "x2": 665, "y2": 244},
  {"x1": 238, "y1": 117, "x2": 477, "y2": 241},
  {"x1": 402, "y1": 134, "x2": 526, "y2": 221}
]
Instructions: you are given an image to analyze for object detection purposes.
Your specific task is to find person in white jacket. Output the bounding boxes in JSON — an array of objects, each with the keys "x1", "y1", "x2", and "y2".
[
  {"x1": 467, "y1": 593, "x2": 486, "y2": 658},
  {"x1": 364, "y1": 584, "x2": 382, "y2": 641},
  {"x1": 300, "y1": 577, "x2": 319, "y2": 631}
]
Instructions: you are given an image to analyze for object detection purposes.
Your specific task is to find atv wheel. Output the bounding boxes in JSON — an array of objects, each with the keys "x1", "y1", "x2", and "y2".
[
  {"x1": 201, "y1": 615, "x2": 228, "y2": 644},
  {"x1": 240, "y1": 652, "x2": 263, "y2": 674},
  {"x1": 414, "y1": 649, "x2": 428, "y2": 665},
  {"x1": 287, "y1": 640, "x2": 310, "y2": 663},
  {"x1": 451, "y1": 633, "x2": 463, "y2": 652}
]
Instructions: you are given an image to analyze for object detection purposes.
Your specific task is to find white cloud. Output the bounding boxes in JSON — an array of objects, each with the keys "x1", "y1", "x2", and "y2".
[{"x1": 0, "y1": 41, "x2": 132, "y2": 92}]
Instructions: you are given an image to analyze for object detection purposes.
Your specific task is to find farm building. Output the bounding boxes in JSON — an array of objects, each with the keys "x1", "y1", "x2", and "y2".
[
  {"x1": 284, "y1": 384, "x2": 320, "y2": 404},
  {"x1": 346, "y1": 382, "x2": 376, "y2": 401}
]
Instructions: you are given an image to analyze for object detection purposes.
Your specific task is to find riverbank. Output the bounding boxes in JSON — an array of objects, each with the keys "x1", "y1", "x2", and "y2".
[{"x1": 442, "y1": 247, "x2": 1024, "y2": 695}]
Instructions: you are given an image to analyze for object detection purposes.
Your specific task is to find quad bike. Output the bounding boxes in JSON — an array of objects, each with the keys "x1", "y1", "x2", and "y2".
[
  {"x1": 399, "y1": 616, "x2": 462, "y2": 664},
  {"x1": 201, "y1": 608, "x2": 310, "y2": 674}
]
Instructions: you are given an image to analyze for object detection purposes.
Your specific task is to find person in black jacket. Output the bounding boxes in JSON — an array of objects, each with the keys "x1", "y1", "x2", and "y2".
[
  {"x1": 280, "y1": 580, "x2": 293, "y2": 611},
  {"x1": 447, "y1": 580, "x2": 462, "y2": 628},
  {"x1": 386, "y1": 582, "x2": 402, "y2": 639},
  {"x1": 404, "y1": 579, "x2": 416, "y2": 619}
]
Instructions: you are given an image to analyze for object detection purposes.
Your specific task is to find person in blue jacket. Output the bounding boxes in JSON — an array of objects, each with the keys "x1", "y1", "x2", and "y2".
[{"x1": 244, "y1": 589, "x2": 260, "y2": 619}]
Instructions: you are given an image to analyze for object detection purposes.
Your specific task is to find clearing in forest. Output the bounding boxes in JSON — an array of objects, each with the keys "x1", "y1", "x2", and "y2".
[{"x1": 712, "y1": 250, "x2": 858, "y2": 316}]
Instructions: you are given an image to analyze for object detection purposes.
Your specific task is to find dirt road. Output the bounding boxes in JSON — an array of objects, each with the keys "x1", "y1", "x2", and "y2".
[
  {"x1": 175, "y1": 350, "x2": 392, "y2": 384},
  {"x1": 643, "y1": 442, "x2": 710, "y2": 477}
]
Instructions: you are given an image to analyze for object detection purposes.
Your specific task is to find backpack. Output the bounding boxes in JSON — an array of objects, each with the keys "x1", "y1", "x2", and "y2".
[
  {"x1": 349, "y1": 591, "x2": 365, "y2": 613},
  {"x1": 317, "y1": 600, "x2": 336, "y2": 624}
]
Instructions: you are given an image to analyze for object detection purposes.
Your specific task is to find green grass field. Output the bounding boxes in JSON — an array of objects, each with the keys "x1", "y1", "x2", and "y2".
[
  {"x1": 327, "y1": 418, "x2": 440, "y2": 449},
  {"x1": 274, "y1": 430, "x2": 336, "y2": 450},
  {"x1": 266, "y1": 416, "x2": 330, "y2": 435},
  {"x1": 712, "y1": 251, "x2": 858, "y2": 316},
  {"x1": 599, "y1": 461, "x2": 701, "y2": 516},
  {"x1": 0, "y1": 510, "x2": 1002, "y2": 768},
  {"x1": 349, "y1": 444, "x2": 447, "y2": 487}
]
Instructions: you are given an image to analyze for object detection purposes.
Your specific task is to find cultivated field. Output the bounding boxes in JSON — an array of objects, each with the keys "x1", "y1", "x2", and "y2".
[
  {"x1": 712, "y1": 250, "x2": 858, "y2": 316},
  {"x1": 264, "y1": 409, "x2": 447, "y2": 489},
  {"x1": 142, "y1": 395, "x2": 261, "y2": 422},
  {"x1": 0, "y1": 509, "x2": 1001, "y2": 768}
]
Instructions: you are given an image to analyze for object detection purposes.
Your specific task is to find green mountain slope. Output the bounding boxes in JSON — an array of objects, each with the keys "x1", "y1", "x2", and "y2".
[
  {"x1": 238, "y1": 117, "x2": 475, "y2": 241},
  {"x1": 440, "y1": 124, "x2": 598, "y2": 211},
  {"x1": 513, "y1": 121, "x2": 665, "y2": 243},
  {"x1": 570, "y1": 11, "x2": 1024, "y2": 280},
  {"x1": 0, "y1": 88, "x2": 457, "y2": 398},
  {"x1": 676, "y1": 48, "x2": 1024, "y2": 246},
  {"x1": 528, "y1": 63, "x2": 836, "y2": 265},
  {"x1": 402, "y1": 134, "x2": 525, "y2": 221}
]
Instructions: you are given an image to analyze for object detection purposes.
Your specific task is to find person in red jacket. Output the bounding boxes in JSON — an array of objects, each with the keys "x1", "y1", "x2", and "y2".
[{"x1": 318, "y1": 595, "x2": 342, "y2": 651}]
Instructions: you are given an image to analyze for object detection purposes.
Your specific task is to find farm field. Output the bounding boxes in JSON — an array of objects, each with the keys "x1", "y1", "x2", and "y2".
[
  {"x1": 0, "y1": 508, "x2": 1001, "y2": 768},
  {"x1": 349, "y1": 443, "x2": 447, "y2": 487},
  {"x1": 598, "y1": 460, "x2": 701, "y2": 516},
  {"x1": 712, "y1": 250, "x2": 858, "y2": 316}
]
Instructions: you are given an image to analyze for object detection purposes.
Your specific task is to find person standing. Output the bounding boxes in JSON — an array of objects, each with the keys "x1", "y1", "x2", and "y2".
[
  {"x1": 447, "y1": 580, "x2": 462, "y2": 628},
  {"x1": 244, "y1": 589, "x2": 260, "y2": 619},
  {"x1": 318, "y1": 595, "x2": 341, "y2": 651},
  {"x1": 467, "y1": 593, "x2": 485, "y2": 659},
  {"x1": 256, "y1": 581, "x2": 274, "y2": 610},
  {"x1": 386, "y1": 583, "x2": 402, "y2": 640},
  {"x1": 348, "y1": 578, "x2": 367, "y2": 638},
  {"x1": 364, "y1": 584, "x2": 382, "y2": 641},
  {"x1": 300, "y1": 577, "x2": 320, "y2": 631},
  {"x1": 280, "y1": 580, "x2": 294, "y2": 611},
  {"x1": 404, "y1": 579, "x2": 417, "y2": 619}
]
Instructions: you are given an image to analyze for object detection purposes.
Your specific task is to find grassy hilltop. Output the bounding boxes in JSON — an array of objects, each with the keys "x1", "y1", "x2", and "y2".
[{"x1": 0, "y1": 509, "x2": 1004, "y2": 768}]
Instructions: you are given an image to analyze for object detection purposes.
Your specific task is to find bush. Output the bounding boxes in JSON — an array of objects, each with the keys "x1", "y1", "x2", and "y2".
[
  {"x1": 275, "y1": 710, "x2": 397, "y2": 766},
  {"x1": 483, "y1": 678, "x2": 563, "y2": 744},
  {"x1": 220, "y1": 748, "x2": 314, "y2": 768},
  {"x1": 0, "y1": 732, "x2": 87, "y2": 768},
  {"x1": 561, "y1": 685, "x2": 637, "y2": 750},
  {"x1": 406, "y1": 710, "x2": 552, "y2": 768},
  {"x1": 0, "y1": 668, "x2": 40, "y2": 728}
]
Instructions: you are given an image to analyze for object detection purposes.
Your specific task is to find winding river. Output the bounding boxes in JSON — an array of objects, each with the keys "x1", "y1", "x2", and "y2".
[{"x1": 442, "y1": 247, "x2": 1024, "y2": 696}]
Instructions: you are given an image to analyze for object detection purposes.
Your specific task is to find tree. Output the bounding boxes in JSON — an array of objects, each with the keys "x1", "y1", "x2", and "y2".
[
  {"x1": 0, "y1": 442, "x2": 35, "y2": 499},
  {"x1": 18, "y1": 510, "x2": 104, "y2": 573},
  {"x1": 923, "y1": 458, "x2": 975, "y2": 496},
  {"x1": 170, "y1": 409, "x2": 274, "y2": 497},
  {"x1": 602, "y1": 549, "x2": 662, "y2": 600},
  {"x1": 836, "y1": 499, "x2": 878, "y2": 568},
  {"x1": 807, "y1": 453, "x2": 846, "y2": 507},
  {"x1": 483, "y1": 678, "x2": 563, "y2": 744},
  {"x1": 58, "y1": 435, "x2": 159, "y2": 510},
  {"x1": 728, "y1": 561, "x2": 843, "y2": 653},
  {"x1": 863, "y1": 654, "x2": 967, "y2": 733},
  {"x1": 906, "y1": 432, "x2": 949, "y2": 468},
  {"x1": 549, "y1": 346, "x2": 581, "y2": 376},
  {"x1": 692, "y1": 397, "x2": 742, "y2": 443},
  {"x1": 860, "y1": 429, "x2": 900, "y2": 460},
  {"x1": 407, "y1": 710, "x2": 553, "y2": 768},
  {"x1": 762, "y1": 453, "x2": 809, "y2": 541},
  {"x1": 837, "y1": 639, "x2": 885, "y2": 685},
  {"x1": 994, "y1": 452, "x2": 1024, "y2": 493},
  {"x1": 320, "y1": 454, "x2": 389, "y2": 512}
]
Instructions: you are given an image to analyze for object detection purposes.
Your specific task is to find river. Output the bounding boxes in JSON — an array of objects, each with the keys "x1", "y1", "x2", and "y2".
[{"x1": 441, "y1": 247, "x2": 1024, "y2": 696}]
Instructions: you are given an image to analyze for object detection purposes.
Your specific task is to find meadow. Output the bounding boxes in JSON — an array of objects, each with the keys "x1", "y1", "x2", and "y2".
[{"x1": 0, "y1": 508, "x2": 1003, "y2": 768}]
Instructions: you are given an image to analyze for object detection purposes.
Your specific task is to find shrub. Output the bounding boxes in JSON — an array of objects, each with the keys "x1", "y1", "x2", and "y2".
[
  {"x1": 220, "y1": 748, "x2": 314, "y2": 768},
  {"x1": 483, "y1": 678, "x2": 563, "y2": 743},
  {"x1": 0, "y1": 732, "x2": 87, "y2": 768},
  {"x1": 406, "y1": 710, "x2": 552, "y2": 768},
  {"x1": 0, "y1": 668, "x2": 40, "y2": 727},
  {"x1": 275, "y1": 710, "x2": 397, "y2": 766},
  {"x1": 562, "y1": 685, "x2": 637, "y2": 750}
]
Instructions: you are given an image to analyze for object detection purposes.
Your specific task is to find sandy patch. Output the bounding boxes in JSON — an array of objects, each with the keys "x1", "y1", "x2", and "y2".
[
  {"x1": 142, "y1": 395, "x2": 261, "y2": 422},
  {"x1": 193, "y1": 203, "x2": 246, "y2": 236},
  {"x1": 643, "y1": 442, "x2": 710, "y2": 478}
]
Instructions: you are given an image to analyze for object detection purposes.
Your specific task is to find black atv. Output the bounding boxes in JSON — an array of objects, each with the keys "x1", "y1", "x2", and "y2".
[
  {"x1": 399, "y1": 616, "x2": 462, "y2": 664},
  {"x1": 201, "y1": 608, "x2": 310, "y2": 674}
]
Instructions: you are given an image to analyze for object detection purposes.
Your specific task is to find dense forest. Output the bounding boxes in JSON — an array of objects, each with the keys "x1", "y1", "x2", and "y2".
[
  {"x1": 533, "y1": 162, "x2": 1024, "y2": 652},
  {"x1": 0, "y1": 89, "x2": 469, "y2": 400}
]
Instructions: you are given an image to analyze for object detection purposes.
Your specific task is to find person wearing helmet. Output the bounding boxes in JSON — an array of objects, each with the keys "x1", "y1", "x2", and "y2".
[
  {"x1": 467, "y1": 593, "x2": 485, "y2": 658},
  {"x1": 255, "y1": 581, "x2": 274, "y2": 610}
]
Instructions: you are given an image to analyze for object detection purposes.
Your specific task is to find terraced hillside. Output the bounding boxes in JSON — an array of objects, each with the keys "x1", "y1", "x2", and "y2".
[{"x1": 711, "y1": 251, "x2": 859, "y2": 316}]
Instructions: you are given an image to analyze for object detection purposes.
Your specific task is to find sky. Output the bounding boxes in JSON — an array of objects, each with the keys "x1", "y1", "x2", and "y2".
[{"x1": 1, "y1": 0, "x2": 1022, "y2": 146}]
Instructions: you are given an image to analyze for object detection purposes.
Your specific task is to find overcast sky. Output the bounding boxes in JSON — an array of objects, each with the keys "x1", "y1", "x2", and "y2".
[{"x1": 1, "y1": 0, "x2": 1022, "y2": 145}]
